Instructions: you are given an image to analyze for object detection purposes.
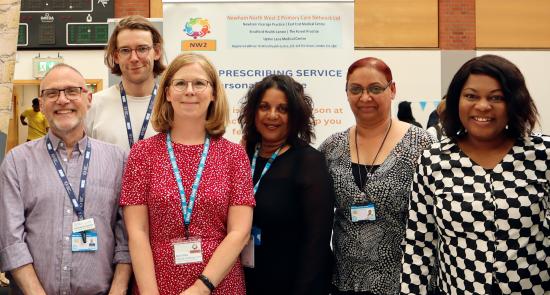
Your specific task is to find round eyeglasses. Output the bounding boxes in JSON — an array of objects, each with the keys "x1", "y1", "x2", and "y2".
[
  {"x1": 117, "y1": 45, "x2": 154, "y2": 58},
  {"x1": 170, "y1": 79, "x2": 211, "y2": 93}
]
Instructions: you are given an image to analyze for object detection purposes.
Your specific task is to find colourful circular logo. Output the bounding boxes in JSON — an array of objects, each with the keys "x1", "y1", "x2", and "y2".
[{"x1": 184, "y1": 18, "x2": 210, "y2": 39}]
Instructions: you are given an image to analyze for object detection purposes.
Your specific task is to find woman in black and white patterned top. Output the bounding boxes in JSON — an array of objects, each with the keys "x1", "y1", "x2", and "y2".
[
  {"x1": 319, "y1": 57, "x2": 433, "y2": 295},
  {"x1": 401, "y1": 55, "x2": 550, "y2": 295}
]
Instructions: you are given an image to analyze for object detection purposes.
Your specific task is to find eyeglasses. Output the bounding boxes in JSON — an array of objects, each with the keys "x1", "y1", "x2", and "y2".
[
  {"x1": 170, "y1": 79, "x2": 210, "y2": 93},
  {"x1": 117, "y1": 45, "x2": 153, "y2": 58},
  {"x1": 41, "y1": 87, "x2": 84, "y2": 101},
  {"x1": 347, "y1": 81, "x2": 393, "y2": 97}
]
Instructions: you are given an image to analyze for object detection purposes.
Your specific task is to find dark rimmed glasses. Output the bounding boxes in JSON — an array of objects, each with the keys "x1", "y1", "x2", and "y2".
[
  {"x1": 41, "y1": 87, "x2": 84, "y2": 101},
  {"x1": 347, "y1": 81, "x2": 393, "y2": 97}
]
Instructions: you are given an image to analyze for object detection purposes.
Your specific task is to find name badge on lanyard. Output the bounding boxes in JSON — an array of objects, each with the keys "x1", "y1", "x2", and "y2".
[
  {"x1": 350, "y1": 202, "x2": 376, "y2": 222},
  {"x1": 72, "y1": 231, "x2": 98, "y2": 252},
  {"x1": 72, "y1": 218, "x2": 96, "y2": 233},
  {"x1": 173, "y1": 237, "x2": 203, "y2": 265},
  {"x1": 241, "y1": 235, "x2": 255, "y2": 268},
  {"x1": 46, "y1": 137, "x2": 96, "y2": 246},
  {"x1": 166, "y1": 132, "x2": 209, "y2": 265},
  {"x1": 241, "y1": 145, "x2": 282, "y2": 268},
  {"x1": 241, "y1": 226, "x2": 261, "y2": 268},
  {"x1": 119, "y1": 82, "x2": 157, "y2": 148}
]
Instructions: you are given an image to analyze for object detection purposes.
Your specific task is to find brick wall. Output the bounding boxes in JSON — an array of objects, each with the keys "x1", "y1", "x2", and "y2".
[
  {"x1": 115, "y1": 0, "x2": 150, "y2": 18},
  {"x1": 439, "y1": 0, "x2": 476, "y2": 49}
]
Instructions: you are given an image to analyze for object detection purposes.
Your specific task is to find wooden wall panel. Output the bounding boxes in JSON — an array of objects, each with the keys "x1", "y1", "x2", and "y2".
[
  {"x1": 355, "y1": 0, "x2": 438, "y2": 48},
  {"x1": 151, "y1": 0, "x2": 163, "y2": 18},
  {"x1": 477, "y1": 0, "x2": 550, "y2": 48}
]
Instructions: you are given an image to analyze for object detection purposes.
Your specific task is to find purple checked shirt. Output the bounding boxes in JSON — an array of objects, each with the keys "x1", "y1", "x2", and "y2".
[{"x1": 0, "y1": 132, "x2": 130, "y2": 295}]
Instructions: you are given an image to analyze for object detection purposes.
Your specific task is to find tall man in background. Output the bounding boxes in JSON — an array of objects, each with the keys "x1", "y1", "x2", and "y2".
[
  {"x1": 0, "y1": 64, "x2": 131, "y2": 294},
  {"x1": 86, "y1": 15, "x2": 165, "y2": 151},
  {"x1": 19, "y1": 98, "x2": 48, "y2": 141}
]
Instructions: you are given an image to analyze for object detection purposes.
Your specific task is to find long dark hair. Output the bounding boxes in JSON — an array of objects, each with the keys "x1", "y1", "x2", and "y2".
[{"x1": 238, "y1": 75, "x2": 315, "y2": 154}]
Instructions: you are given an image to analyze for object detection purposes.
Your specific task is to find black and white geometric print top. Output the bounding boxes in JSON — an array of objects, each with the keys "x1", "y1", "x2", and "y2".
[
  {"x1": 400, "y1": 134, "x2": 550, "y2": 295},
  {"x1": 319, "y1": 126, "x2": 434, "y2": 294}
]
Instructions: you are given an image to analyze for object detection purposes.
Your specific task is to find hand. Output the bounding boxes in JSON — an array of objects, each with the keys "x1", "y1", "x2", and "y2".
[{"x1": 179, "y1": 281, "x2": 211, "y2": 295}]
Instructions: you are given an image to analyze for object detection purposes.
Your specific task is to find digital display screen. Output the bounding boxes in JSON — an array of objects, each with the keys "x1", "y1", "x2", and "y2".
[
  {"x1": 22, "y1": 0, "x2": 92, "y2": 12},
  {"x1": 66, "y1": 23, "x2": 108, "y2": 45},
  {"x1": 19, "y1": 0, "x2": 114, "y2": 49},
  {"x1": 39, "y1": 23, "x2": 56, "y2": 45},
  {"x1": 18, "y1": 24, "x2": 28, "y2": 46}
]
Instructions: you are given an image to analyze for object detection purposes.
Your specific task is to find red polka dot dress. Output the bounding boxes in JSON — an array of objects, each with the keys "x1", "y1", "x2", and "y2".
[{"x1": 120, "y1": 133, "x2": 255, "y2": 295}]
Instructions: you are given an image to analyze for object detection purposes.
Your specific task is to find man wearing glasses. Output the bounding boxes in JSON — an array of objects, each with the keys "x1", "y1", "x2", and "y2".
[
  {"x1": 86, "y1": 15, "x2": 166, "y2": 151},
  {"x1": 0, "y1": 64, "x2": 131, "y2": 295}
]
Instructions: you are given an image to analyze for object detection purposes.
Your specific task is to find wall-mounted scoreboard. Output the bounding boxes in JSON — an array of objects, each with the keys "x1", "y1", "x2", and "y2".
[{"x1": 18, "y1": 0, "x2": 114, "y2": 49}]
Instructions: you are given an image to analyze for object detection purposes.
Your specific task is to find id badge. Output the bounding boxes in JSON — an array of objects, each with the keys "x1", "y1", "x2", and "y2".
[
  {"x1": 72, "y1": 231, "x2": 98, "y2": 252},
  {"x1": 240, "y1": 235, "x2": 255, "y2": 268},
  {"x1": 172, "y1": 237, "x2": 203, "y2": 265},
  {"x1": 72, "y1": 218, "x2": 95, "y2": 233},
  {"x1": 350, "y1": 203, "x2": 376, "y2": 222},
  {"x1": 251, "y1": 226, "x2": 261, "y2": 246}
]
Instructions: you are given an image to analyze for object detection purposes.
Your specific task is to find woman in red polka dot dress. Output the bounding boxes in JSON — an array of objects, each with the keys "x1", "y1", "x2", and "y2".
[{"x1": 120, "y1": 53, "x2": 255, "y2": 295}]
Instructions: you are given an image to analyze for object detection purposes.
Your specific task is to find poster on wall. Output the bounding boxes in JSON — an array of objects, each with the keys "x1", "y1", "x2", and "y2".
[{"x1": 163, "y1": 0, "x2": 355, "y2": 144}]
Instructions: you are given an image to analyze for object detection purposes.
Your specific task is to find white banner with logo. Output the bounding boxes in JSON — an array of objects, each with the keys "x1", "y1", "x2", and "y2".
[{"x1": 163, "y1": 0, "x2": 354, "y2": 144}]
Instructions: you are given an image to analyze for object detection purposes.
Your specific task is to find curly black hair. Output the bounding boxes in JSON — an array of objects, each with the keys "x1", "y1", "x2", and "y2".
[
  {"x1": 442, "y1": 54, "x2": 539, "y2": 140},
  {"x1": 238, "y1": 74, "x2": 315, "y2": 154}
]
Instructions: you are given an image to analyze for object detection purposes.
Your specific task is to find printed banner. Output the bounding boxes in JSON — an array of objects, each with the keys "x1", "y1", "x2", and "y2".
[{"x1": 163, "y1": 0, "x2": 354, "y2": 144}]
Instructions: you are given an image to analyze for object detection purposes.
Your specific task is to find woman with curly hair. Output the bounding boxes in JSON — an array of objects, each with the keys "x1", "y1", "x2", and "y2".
[{"x1": 239, "y1": 74, "x2": 334, "y2": 295}]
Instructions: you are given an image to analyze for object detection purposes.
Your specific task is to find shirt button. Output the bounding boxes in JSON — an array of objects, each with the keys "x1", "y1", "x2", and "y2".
[{"x1": 63, "y1": 266, "x2": 68, "y2": 271}]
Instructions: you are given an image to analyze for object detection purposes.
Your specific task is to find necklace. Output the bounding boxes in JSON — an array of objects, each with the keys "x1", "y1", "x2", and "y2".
[{"x1": 355, "y1": 119, "x2": 393, "y2": 190}]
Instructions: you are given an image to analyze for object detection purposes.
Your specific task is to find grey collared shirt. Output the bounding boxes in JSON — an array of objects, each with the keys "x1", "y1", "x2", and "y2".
[{"x1": 0, "y1": 132, "x2": 130, "y2": 295}]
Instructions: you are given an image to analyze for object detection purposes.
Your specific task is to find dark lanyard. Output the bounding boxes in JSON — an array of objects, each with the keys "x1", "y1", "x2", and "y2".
[
  {"x1": 355, "y1": 119, "x2": 392, "y2": 193},
  {"x1": 119, "y1": 82, "x2": 157, "y2": 148},
  {"x1": 250, "y1": 144, "x2": 281, "y2": 195},
  {"x1": 166, "y1": 132, "x2": 210, "y2": 238},
  {"x1": 46, "y1": 136, "x2": 91, "y2": 241}
]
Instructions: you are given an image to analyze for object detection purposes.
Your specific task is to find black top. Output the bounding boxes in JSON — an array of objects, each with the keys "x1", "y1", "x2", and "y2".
[
  {"x1": 244, "y1": 145, "x2": 335, "y2": 295},
  {"x1": 351, "y1": 163, "x2": 379, "y2": 190}
]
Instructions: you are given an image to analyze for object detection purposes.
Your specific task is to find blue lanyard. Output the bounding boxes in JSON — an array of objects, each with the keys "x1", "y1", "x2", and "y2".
[
  {"x1": 166, "y1": 132, "x2": 210, "y2": 238},
  {"x1": 119, "y1": 82, "x2": 157, "y2": 148},
  {"x1": 250, "y1": 144, "x2": 282, "y2": 195},
  {"x1": 46, "y1": 136, "x2": 91, "y2": 242}
]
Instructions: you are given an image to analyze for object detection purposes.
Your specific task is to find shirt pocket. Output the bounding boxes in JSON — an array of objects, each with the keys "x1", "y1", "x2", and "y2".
[
  {"x1": 85, "y1": 184, "x2": 118, "y2": 222},
  {"x1": 503, "y1": 178, "x2": 549, "y2": 234},
  {"x1": 512, "y1": 178, "x2": 548, "y2": 215},
  {"x1": 435, "y1": 191, "x2": 487, "y2": 238}
]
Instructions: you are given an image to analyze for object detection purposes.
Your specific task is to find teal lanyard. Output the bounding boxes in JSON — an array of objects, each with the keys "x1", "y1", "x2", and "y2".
[
  {"x1": 166, "y1": 132, "x2": 210, "y2": 238},
  {"x1": 250, "y1": 144, "x2": 282, "y2": 195}
]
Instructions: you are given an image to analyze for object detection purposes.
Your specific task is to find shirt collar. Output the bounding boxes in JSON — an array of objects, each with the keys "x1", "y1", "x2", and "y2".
[
  {"x1": 438, "y1": 137, "x2": 459, "y2": 154},
  {"x1": 47, "y1": 130, "x2": 88, "y2": 154}
]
